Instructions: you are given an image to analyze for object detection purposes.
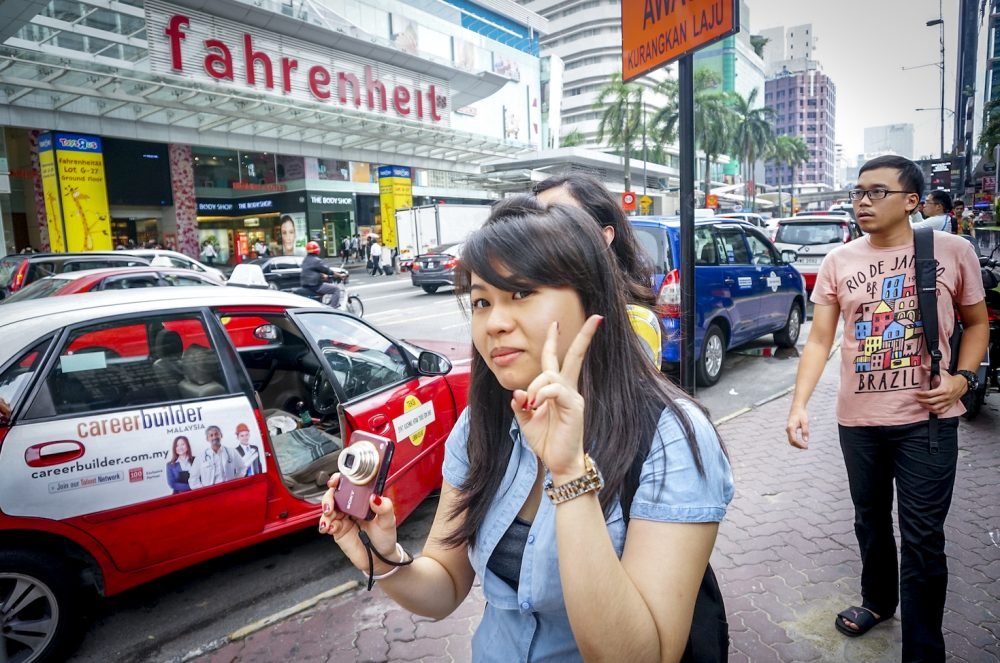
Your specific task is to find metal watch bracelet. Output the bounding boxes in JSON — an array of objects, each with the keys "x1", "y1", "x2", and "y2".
[{"x1": 545, "y1": 454, "x2": 604, "y2": 504}]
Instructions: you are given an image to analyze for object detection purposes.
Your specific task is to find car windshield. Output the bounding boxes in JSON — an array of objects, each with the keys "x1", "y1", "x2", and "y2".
[
  {"x1": 2, "y1": 277, "x2": 69, "y2": 303},
  {"x1": 0, "y1": 257, "x2": 25, "y2": 288},
  {"x1": 775, "y1": 222, "x2": 845, "y2": 246}
]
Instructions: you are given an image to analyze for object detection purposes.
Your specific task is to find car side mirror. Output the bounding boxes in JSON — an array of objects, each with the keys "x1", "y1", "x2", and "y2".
[
  {"x1": 416, "y1": 350, "x2": 452, "y2": 376},
  {"x1": 780, "y1": 250, "x2": 798, "y2": 264}
]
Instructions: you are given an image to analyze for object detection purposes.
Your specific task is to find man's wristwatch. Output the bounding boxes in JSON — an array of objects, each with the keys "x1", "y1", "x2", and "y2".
[
  {"x1": 545, "y1": 454, "x2": 604, "y2": 504},
  {"x1": 956, "y1": 369, "x2": 980, "y2": 394}
]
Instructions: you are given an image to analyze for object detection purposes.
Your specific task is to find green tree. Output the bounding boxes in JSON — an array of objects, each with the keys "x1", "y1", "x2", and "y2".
[
  {"x1": 596, "y1": 72, "x2": 644, "y2": 191},
  {"x1": 730, "y1": 88, "x2": 775, "y2": 211},
  {"x1": 767, "y1": 135, "x2": 809, "y2": 214},
  {"x1": 978, "y1": 98, "x2": 1000, "y2": 157},
  {"x1": 650, "y1": 69, "x2": 736, "y2": 198},
  {"x1": 561, "y1": 128, "x2": 585, "y2": 147},
  {"x1": 749, "y1": 35, "x2": 769, "y2": 59}
]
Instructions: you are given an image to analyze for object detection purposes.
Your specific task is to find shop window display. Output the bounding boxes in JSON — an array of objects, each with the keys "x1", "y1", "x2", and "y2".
[
  {"x1": 193, "y1": 148, "x2": 239, "y2": 189},
  {"x1": 240, "y1": 152, "x2": 277, "y2": 185}
]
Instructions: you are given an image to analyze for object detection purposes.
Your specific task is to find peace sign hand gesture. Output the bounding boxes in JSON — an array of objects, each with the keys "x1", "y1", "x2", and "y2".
[{"x1": 510, "y1": 316, "x2": 603, "y2": 481}]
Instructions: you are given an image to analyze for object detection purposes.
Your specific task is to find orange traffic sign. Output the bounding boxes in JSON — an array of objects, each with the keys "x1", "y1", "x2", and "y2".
[
  {"x1": 621, "y1": 191, "x2": 637, "y2": 211},
  {"x1": 706, "y1": 193, "x2": 718, "y2": 209},
  {"x1": 622, "y1": 0, "x2": 738, "y2": 81}
]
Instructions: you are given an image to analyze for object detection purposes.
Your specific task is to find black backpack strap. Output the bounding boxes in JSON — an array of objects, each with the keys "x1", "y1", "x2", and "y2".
[
  {"x1": 620, "y1": 455, "x2": 728, "y2": 662},
  {"x1": 913, "y1": 226, "x2": 940, "y2": 453}
]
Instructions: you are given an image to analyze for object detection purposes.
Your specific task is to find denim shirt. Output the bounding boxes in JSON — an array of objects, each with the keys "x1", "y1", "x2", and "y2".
[{"x1": 442, "y1": 401, "x2": 734, "y2": 662}]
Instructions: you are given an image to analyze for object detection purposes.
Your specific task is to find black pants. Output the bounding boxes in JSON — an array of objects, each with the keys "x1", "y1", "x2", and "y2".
[{"x1": 838, "y1": 419, "x2": 958, "y2": 663}]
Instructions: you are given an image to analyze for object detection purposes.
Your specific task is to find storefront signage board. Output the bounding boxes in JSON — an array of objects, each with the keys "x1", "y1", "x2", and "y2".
[{"x1": 146, "y1": 0, "x2": 450, "y2": 125}]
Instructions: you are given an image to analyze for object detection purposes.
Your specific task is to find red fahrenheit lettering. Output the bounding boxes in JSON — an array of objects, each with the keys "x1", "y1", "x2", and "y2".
[
  {"x1": 280, "y1": 57, "x2": 298, "y2": 93},
  {"x1": 309, "y1": 65, "x2": 331, "y2": 99},
  {"x1": 244, "y1": 34, "x2": 274, "y2": 89},
  {"x1": 165, "y1": 15, "x2": 189, "y2": 71},
  {"x1": 365, "y1": 65, "x2": 387, "y2": 112},
  {"x1": 204, "y1": 39, "x2": 234, "y2": 81},
  {"x1": 338, "y1": 72, "x2": 360, "y2": 107},
  {"x1": 415, "y1": 87, "x2": 423, "y2": 118},
  {"x1": 393, "y1": 86, "x2": 411, "y2": 116},
  {"x1": 428, "y1": 85, "x2": 442, "y2": 122}
]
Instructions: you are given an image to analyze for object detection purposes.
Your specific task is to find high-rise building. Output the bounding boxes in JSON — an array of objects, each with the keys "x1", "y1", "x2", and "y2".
[
  {"x1": 764, "y1": 68, "x2": 837, "y2": 191},
  {"x1": 519, "y1": 0, "x2": 674, "y2": 152},
  {"x1": 863, "y1": 124, "x2": 915, "y2": 159},
  {"x1": 761, "y1": 23, "x2": 816, "y2": 76}
]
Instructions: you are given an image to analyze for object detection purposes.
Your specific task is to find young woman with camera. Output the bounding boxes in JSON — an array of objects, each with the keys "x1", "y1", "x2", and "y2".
[{"x1": 319, "y1": 196, "x2": 733, "y2": 662}]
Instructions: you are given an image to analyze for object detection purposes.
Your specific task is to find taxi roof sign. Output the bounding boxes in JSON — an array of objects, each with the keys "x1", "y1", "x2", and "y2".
[{"x1": 622, "y1": 0, "x2": 739, "y2": 82}]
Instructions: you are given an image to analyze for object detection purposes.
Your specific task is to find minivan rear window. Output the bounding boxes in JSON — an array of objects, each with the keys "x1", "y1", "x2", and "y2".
[
  {"x1": 632, "y1": 226, "x2": 672, "y2": 273},
  {"x1": 775, "y1": 222, "x2": 846, "y2": 246}
]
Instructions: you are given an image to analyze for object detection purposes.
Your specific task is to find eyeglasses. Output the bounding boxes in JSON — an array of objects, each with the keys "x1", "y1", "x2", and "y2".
[{"x1": 848, "y1": 189, "x2": 916, "y2": 201}]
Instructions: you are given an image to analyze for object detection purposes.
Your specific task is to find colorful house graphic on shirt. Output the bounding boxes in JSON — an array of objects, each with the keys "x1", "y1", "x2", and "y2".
[{"x1": 852, "y1": 274, "x2": 924, "y2": 375}]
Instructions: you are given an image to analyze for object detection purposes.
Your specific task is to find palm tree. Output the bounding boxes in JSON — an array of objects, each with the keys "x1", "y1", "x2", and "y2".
[
  {"x1": 730, "y1": 88, "x2": 775, "y2": 211},
  {"x1": 650, "y1": 69, "x2": 735, "y2": 198},
  {"x1": 596, "y1": 72, "x2": 643, "y2": 191},
  {"x1": 784, "y1": 136, "x2": 809, "y2": 213},
  {"x1": 561, "y1": 129, "x2": 585, "y2": 148},
  {"x1": 767, "y1": 135, "x2": 809, "y2": 214}
]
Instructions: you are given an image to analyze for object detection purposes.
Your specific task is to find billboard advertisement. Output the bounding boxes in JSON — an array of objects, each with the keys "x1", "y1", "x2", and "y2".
[{"x1": 378, "y1": 165, "x2": 412, "y2": 250}]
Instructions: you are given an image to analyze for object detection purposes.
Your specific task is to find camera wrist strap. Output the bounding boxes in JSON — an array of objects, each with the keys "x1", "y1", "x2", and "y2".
[{"x1": 358, "y1": 530, "x2": 413, "y2": 591}]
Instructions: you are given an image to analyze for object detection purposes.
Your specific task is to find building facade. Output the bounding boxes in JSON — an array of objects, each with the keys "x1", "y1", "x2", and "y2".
[
  {"x1": 863, "y1": 124, "x2": 915, "y2": 159},
  {"x1": 0, "y1": 0, "x2": 548, "y2": 258},
  {"x1": 519, "y1": 0, "x2": 673, "y2": 158},
  {"x1": 764, "y1": 67, "x2": 837, "y2": 191}
]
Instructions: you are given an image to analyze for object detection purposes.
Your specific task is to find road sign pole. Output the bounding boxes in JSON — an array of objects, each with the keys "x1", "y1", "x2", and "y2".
[{"x1": 679, "y1": 53, "x2": 696, "y2": 395}]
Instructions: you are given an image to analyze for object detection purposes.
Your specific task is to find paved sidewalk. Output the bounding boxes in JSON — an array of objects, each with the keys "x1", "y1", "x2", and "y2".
[{"x1": 190, "y1": 356, "x2": 1000, "y2": 663}]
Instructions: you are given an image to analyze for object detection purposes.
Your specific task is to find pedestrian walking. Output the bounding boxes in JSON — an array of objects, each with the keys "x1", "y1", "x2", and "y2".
[
  {"x1": 369, "y1": 237, "x2": 382, "y2": 275},
  {"x1": 201, "y1": 241, "x2": 218, "y2": 266},
  {"x1": 785, "y1": 155, "x2": 988, "y2": 663},
  {"x1": 912, "y1": 189, "x2": 953, "y2": 233},
  {"x1": 319, "y1": 195, "x2": 733, "y2": 662}
]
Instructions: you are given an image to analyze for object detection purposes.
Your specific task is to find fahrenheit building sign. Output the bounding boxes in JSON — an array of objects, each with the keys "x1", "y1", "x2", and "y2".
[{"x1": 145, "y1": 0, "x2": 450, "y2": 124}]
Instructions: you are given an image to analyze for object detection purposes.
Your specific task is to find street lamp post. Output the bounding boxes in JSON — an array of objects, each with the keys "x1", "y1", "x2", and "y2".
[{"x1": 927, "y1": 11, "x2": 945, "y2": 158}]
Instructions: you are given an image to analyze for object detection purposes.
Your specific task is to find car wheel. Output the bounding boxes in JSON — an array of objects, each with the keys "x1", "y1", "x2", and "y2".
[
  {"x1": 0, "y1": 550, "x2": 92, "y2": 663},
  {"x1": 774, "y1": 304, "x2": 802, "y2": 348},
  {"x1": 696, "y1": 324, "x2": 726, "y2": 388},
  {"x1": 422, "y1": 285, "x2": 439, "y2": 294}
]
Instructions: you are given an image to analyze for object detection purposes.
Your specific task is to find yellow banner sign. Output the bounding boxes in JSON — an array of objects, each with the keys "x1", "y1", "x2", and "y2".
[
  {"x1": 37, "y1": 134, "x2": 66, "y2": 252},
  {"x1": 53, "y1": 133, "x2": 113, "y2": 251},
  {"x1": 377, "y1": 165, "x2": 412, "y2": 250}
]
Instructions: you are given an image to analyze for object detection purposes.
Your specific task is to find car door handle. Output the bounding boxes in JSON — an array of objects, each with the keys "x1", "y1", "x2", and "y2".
[
  {"x1": 368, "y1": 413, "x2": 390, "y2": 433},
  {"x1": 723, "y1": 277, "x2": 735, "y2": 286}
]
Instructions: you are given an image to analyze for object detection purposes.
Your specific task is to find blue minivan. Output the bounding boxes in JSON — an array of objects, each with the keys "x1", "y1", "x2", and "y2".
[{"x1": 630, "y1": 216, "x2": 807, "y2": 387}]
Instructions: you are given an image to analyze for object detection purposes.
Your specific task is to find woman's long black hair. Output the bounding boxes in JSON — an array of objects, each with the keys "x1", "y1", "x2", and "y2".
[
  {"x1": 444, "y1": 196, "x2": 712, "y2": 548},
  {"x1": 533, "y1": 174, "x2": 656, "y2": 308}
]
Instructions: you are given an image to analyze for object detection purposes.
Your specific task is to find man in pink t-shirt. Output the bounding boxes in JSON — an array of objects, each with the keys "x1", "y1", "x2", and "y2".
[{"x1": 784, "y1": 155, "x2": 988, "y2": 662}]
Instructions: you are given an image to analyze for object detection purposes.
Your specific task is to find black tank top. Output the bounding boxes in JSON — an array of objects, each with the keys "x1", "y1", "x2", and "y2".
[{"x1": 486, "y1": 516, "x2": 532, "y2": 591}]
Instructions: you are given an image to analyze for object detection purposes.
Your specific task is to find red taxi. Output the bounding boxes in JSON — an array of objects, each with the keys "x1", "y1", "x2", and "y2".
[
  {"x1": 0, "y1": 287, "x2": 470, "y2": 662},
  {"x1": 0, "y1": 266, "x2": 223, "y2": 303}
]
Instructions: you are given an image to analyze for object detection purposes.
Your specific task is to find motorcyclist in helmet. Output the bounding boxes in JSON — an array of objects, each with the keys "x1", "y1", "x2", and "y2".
[{"x1": 300, "y1": 241, "x2": 342, "y2": 308}]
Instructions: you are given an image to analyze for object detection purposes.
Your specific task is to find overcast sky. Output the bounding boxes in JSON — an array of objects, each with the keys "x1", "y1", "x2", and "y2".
[{"x1": 747, "y1": 0, "x2": 965, "y2": 162}]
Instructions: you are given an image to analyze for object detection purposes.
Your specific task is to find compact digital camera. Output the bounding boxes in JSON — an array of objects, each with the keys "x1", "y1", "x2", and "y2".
[{"x1": 334, "y1": 431, "x2": 395, "y2": 520}]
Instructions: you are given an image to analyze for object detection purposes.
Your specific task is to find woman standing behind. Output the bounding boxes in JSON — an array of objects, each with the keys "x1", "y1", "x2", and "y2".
[
  {"x1": 533, "y1": 174, "x2": 662, "y2": 367},
  {"x1": 320, "y1": 196, "x2": 733, "y2": 662},
  {"x1": 166, "y1": 435, "x2": 195, "y2": 494}
]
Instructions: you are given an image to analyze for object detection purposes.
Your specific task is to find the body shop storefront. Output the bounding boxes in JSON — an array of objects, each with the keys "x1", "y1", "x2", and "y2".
[{"x1": 196, "y1": 191, "x2": 355, "y2": 263}]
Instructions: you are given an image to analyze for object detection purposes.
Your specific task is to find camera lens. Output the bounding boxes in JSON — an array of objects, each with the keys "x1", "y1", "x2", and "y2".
[{"x1": 338, "y1": 440, "x2": 379, "y2": 485}]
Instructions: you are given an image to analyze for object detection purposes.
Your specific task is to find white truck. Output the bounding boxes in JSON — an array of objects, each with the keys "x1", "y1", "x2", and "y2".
[{"x1": 394, "y1": 204, "x2": 491, "y2": 255}]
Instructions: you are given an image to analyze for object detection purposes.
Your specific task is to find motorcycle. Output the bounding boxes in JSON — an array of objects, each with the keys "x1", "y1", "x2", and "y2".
[
  {"x1": 284, "y1": 267, "x2": 364, "y2": 318},
  {"x1": 962, "y1": 244, "x2": 1000, "y2": 419}
]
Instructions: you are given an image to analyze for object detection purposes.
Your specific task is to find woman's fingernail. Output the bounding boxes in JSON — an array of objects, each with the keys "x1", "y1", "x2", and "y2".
[
  {"x1": 597, "y1": 315, "x2": 605, "y2": 325},
  {"x1": 318, "y1": 521, "x2": 327, "y2": 532},
  {"x1": 322, "y1": 503, "x2": 331, "y2": 515},
  {"x1": 373, "y1": 496, "x2": 383, "y2": 506},
  {"x1": 556, "y1": 321, "x2": 560, "y2": 331}
]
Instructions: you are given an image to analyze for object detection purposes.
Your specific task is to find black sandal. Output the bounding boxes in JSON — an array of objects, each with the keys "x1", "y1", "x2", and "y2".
[{"x1": 835, "y1": 606, "x2": 889, "y2": 637}]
